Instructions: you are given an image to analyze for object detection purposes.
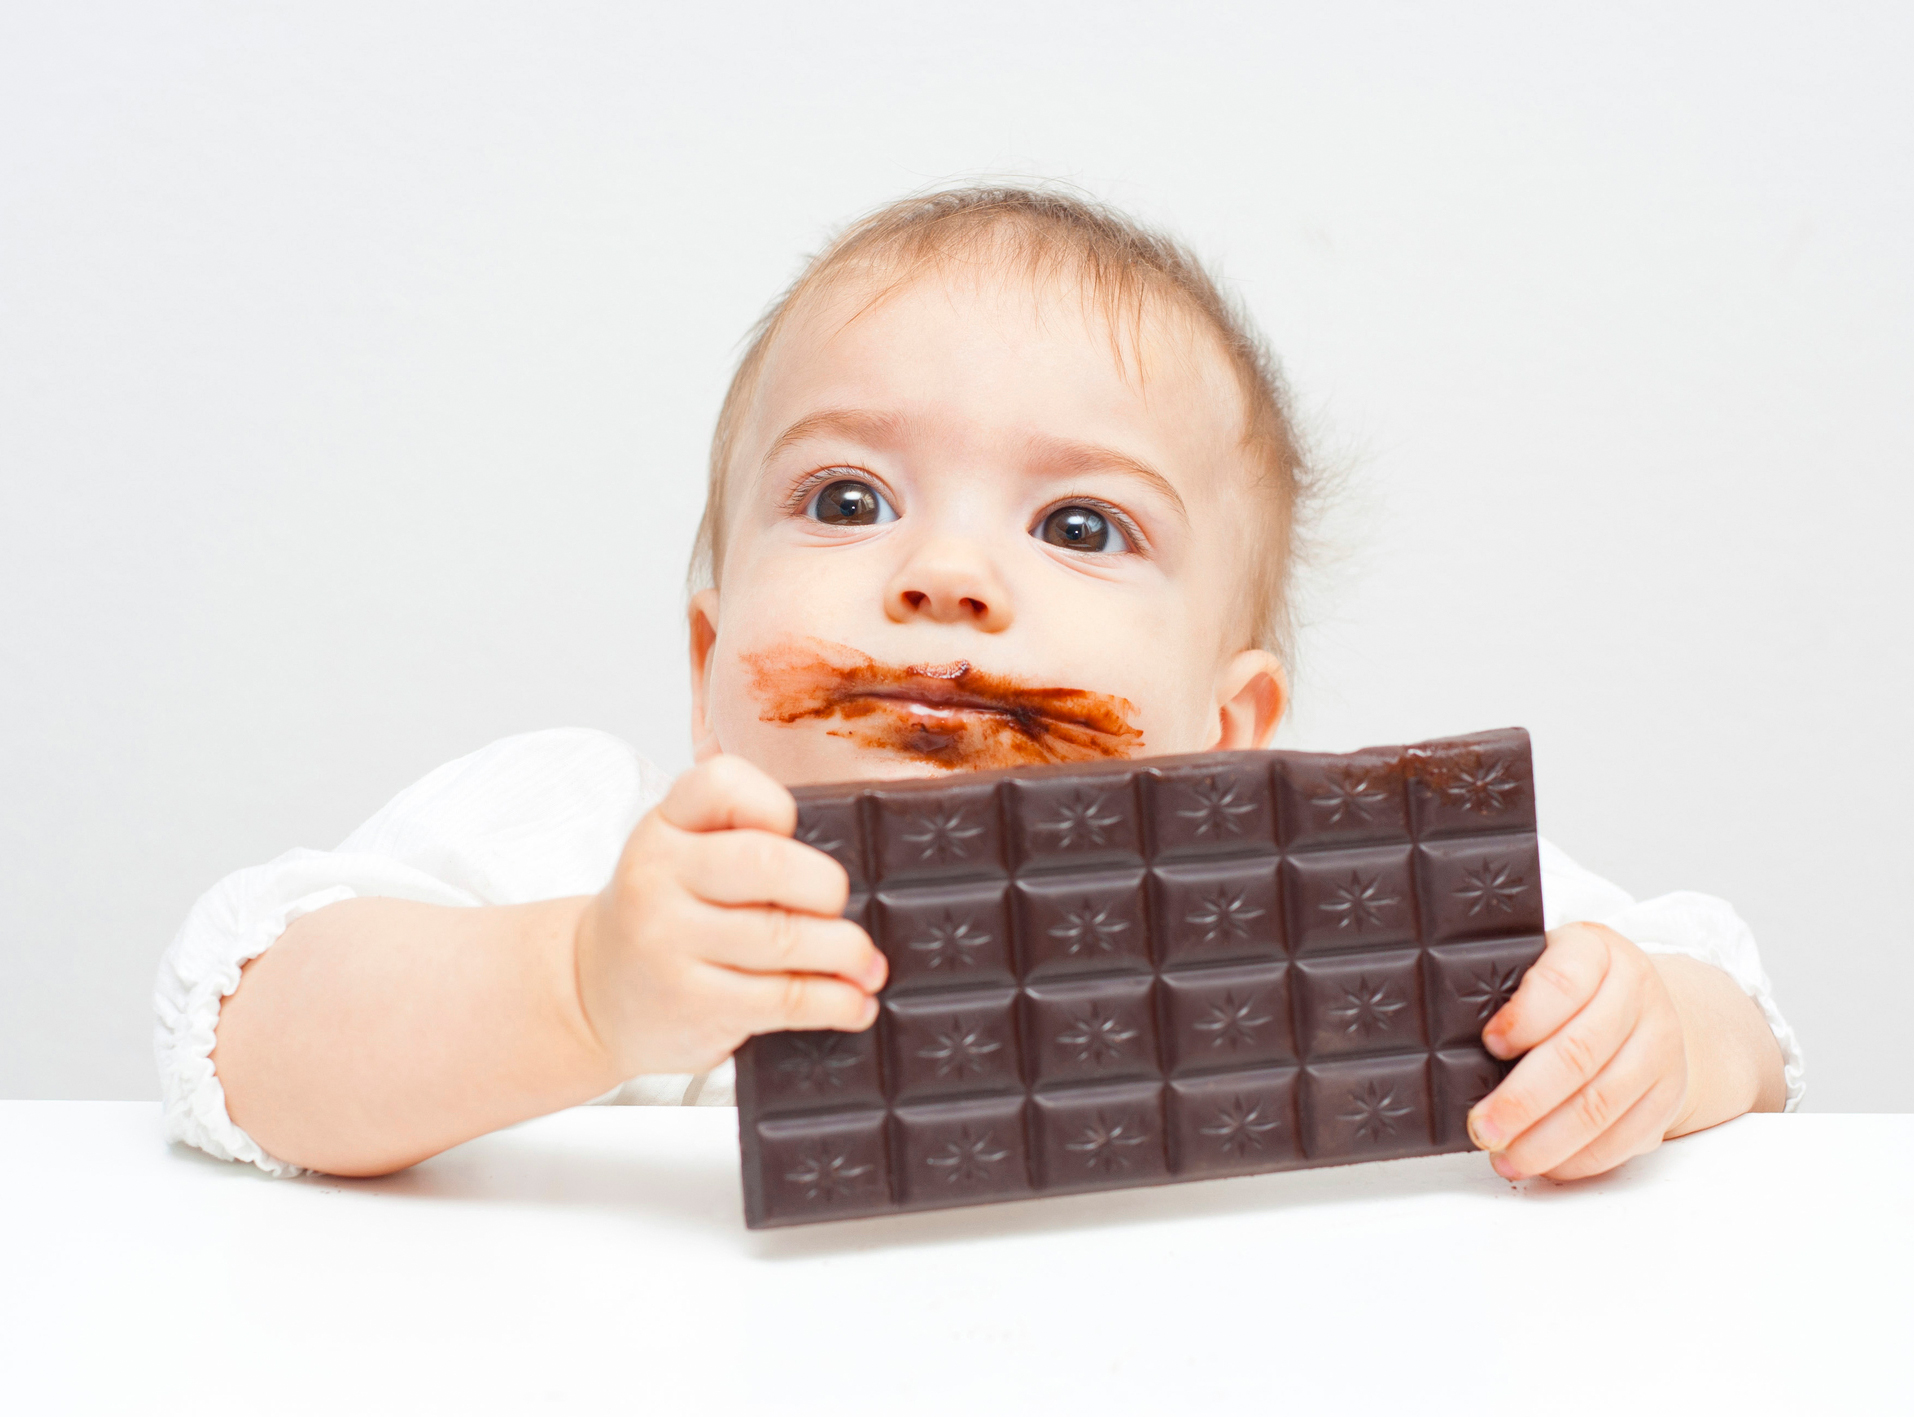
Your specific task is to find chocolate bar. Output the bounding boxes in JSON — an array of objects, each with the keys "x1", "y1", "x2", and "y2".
[{"x1": 735, "y1": 728, "x2": 1543, "y2": 1227}]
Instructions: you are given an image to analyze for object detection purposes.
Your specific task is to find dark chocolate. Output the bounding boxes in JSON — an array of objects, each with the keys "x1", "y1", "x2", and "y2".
[{"x1": 736, "y1": 728, "x2": 1544, "y2": 1227}]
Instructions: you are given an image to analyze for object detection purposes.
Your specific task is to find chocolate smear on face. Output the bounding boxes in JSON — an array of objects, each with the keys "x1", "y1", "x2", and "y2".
[{"x1": 744, "y1": 638, "x2": 1144, "y2": 770}]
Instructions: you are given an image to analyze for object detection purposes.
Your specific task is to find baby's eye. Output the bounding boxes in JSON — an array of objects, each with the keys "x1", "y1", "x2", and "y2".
[
  {"x1": 1035, "y1": 504, "x2": 1131, "y2": 553},
  {"x1": 806, "y1": 476, "x2": 897, "y2": 527}
]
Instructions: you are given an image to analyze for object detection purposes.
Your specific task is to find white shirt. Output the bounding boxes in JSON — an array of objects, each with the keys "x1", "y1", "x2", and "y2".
[{"x1": 153, "y1": 728, "x2": 1806, "y2": 1177}]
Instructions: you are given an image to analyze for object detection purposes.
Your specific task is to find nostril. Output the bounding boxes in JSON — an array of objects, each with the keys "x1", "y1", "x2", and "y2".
[
  {"x1": 903, "y1": 591, "x2": 927, "y2": 611},
  {"x1": 961, "y1": 597, "x2": 987, "y2": 618}
]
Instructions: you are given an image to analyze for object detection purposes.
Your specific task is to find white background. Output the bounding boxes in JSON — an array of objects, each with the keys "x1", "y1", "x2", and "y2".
[{"x1": 2, "y1": 3, "x2": 1908, "y2": 1107}]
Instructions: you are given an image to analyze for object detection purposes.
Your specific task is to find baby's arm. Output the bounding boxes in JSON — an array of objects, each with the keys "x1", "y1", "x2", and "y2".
[
  {"x1": 1466, "y1": 923, "x2": 1786, "y2": 1181},
  {"x1": 214, "y1": 757, "x2": 886, "y2": 1176}
]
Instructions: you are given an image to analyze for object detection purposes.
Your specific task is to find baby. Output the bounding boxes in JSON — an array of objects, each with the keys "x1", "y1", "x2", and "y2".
[{"x1": 156, "y1": 187, "x2": 1798, "y2": 1185}]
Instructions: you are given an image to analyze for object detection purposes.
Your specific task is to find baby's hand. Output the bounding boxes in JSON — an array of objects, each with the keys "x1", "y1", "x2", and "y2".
[
  {"x1": 1466, "y1": 923, "x2": 1690, "y2": 1181},
  {"x1": 571, "y1": 756, "x2": 886, "y2": 1080}
]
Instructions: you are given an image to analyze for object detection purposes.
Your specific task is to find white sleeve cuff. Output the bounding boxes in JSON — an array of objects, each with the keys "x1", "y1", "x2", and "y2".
[{"x1": 153, "y1": 850, "x2": 480, "y2": 1177}]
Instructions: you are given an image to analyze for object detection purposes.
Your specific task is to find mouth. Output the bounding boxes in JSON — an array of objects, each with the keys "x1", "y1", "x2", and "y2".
[{"x1": 743, "y1": 639, "x2": 1144, "y2": 770}]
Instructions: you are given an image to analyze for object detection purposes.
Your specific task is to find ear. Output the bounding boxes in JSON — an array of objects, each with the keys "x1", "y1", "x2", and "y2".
[
  {"x1": 1208, "y1": 649, "x2": 1287, "y2": 751},
  {"x1": 688, "y1": 588, "x2": 723, "y2": 762}
]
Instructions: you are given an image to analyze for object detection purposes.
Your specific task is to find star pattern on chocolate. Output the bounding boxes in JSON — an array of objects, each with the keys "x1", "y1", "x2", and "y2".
[
  {"x1": 1320, "y1": 872, "x2": 1398, "y2": 931},
  {"x1": 1184, "y1": 887, "x2": 1265, "y2": 946},
  {"x1": 1309, "y1": 768, "x2": 1391, "y2": 825},
  {"x1": 1457, "y1": 962, "x2": 1524, "y2": 1021},
  {"x1": 1034, "y1": 791, "x2": 1124, "y2": 849},
  {"x1": 907, "y1": 911, "x2": 991, "y2": 970},
  {"x1": 773, "y1": 1034, "x2": 863, "y2": 1092},
  {"x1": 901, "y1": 806, "x2": 985, "y2": 863},
  {"x1": 794, "y1": 818, "x2": 846, "y2": 860},
  {"x1": 1454, "y1": 860, "x2": 1527, "y2": 916},
  {"x1": 784, "y1": 1148, "x2": 874, "y2": 1201},
  {"x1": 1047, "y1": 900, "x2": 1131, "y2": 955},
  {"x1": 916, "y1": 1019, "x2": 1003, "y2": 1078},
  {"x1": 1056, "y1": 1003, "x2": 1140, "y2": 1064},
  {"x1": 1063, "y1": 1111, "x2": 1151, "y2": 1171},
  {"x1": 1337, "y1": 1081, "x2": 1415, "y2": 1142},
  {"x1": 1175, "y1": 776, "x2": 1259, "y2": 837},
  {"x1": 1192, "y1": 990, "x2": 1274, "y2": 1049},
  {"x1": 1443, "y1": 756, "x2": 1520, "y2": 813},
  {"x1": 1199, "y1": 1096, "x2": 1286, "y2": 1155},
  {"x1": 925, "y1": 1128, "x2": 1010, "y2": 1185},
  {"x1": 1328, "y1": 977, "x2": 1408, "y2": 1038}
]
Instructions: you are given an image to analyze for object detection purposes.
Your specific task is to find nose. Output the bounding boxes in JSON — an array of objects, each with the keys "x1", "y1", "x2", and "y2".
[{"x1": 883, "y1": 538, "x2": 1014, "y2": 632}]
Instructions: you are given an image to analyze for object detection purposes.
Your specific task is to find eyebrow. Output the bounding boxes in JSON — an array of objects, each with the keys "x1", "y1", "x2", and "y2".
[
  {"x1": 1023, "y1": 432, "x2": 1190, "y2": 528},
  {"x1": 760, "y1": 407, "x2": 1191, "y2": 528},
  {"x1": 760, "y1": 408, "x2": 909, "y2": 468}
]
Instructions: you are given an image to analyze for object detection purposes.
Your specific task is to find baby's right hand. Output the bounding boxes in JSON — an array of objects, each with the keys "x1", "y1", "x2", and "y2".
[{"x1": 570, "y1": 756, "x2": 886, "y2": 1080}]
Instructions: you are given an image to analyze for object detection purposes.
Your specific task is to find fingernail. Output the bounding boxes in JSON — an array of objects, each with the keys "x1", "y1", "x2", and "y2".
[
  {"x1": 1467, "y1": 1107, "x2": 1502, "y2": 1151},
  {"x1": 858, "y1": 997, "x2": 879, "y2": 1029},
  {"x1": 1481, "y1": 1028, "x2": 1510, "y2": 1059},
  {"x1": 1491, "y1": 1152, "x2": 1522, "y2": 1181}
]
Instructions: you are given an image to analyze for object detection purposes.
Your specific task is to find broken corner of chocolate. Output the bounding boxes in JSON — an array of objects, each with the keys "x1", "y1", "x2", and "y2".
[{"x1": 734, "y1": 728, "x2": 1544, "y2": 1227}]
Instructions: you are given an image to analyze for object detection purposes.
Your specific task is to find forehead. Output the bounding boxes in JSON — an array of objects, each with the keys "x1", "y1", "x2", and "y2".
[{"x1": 741, "y1": 261, "x2": 1249, "y2": 478}]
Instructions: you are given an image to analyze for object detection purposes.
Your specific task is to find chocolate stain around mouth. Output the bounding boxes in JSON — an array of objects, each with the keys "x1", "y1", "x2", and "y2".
[{"x1": 744, "y1": 638, "x2": 1144, "y2": 770}]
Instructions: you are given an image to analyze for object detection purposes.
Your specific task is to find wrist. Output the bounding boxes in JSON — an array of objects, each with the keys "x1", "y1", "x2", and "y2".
[{"x1": 546, "y1": 893, "x2": 626, "y2": 1098}]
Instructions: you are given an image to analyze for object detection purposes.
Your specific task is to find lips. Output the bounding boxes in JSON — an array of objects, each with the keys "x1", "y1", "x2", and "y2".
[{"x1": 743, "y1": 638, "x2": 1144, "y2": 769}]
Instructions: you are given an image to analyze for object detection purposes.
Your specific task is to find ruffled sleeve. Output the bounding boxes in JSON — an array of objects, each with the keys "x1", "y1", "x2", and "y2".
[
  {"x1": 153, "y1": 728, "x2": 671, "y2": 1175},
  {"x1": 1539, "y1": 837, "x2": 1805, "y2": 1111}
]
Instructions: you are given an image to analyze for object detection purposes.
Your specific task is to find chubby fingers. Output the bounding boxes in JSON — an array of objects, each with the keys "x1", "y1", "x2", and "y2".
[
  {"x1": 1469, "y1": 924, "x2": 1687, "y2": 1180},
  {"x1": 660, "y1": 754, "x2": 797, "y2": 836},
  {"x1": 706, "y1": 962, "x2": 881, "y2": 1035},
  {"x1": 1480, "y1": 923, "x2": 1612, "y2": 1059},
  {"x1": 696, "y1": 905, "x2": 887, "y2": 993},
  {"x1": 677, "y1": 826, "x2": 851, "y2": 916}
]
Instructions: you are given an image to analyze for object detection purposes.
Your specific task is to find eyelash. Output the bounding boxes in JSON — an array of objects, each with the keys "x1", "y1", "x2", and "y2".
[
  {"x1": 780, "y1": 467, "x2": 1150, "y2": 554},
  {"x1": 781, "y1": 466, "x2": 891, "y2": 518}
]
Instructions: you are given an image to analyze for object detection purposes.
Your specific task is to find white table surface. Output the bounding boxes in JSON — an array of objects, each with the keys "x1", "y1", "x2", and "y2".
[{"x1": 2, "y1": 1104, "x2": 1908, "y2": 1414}]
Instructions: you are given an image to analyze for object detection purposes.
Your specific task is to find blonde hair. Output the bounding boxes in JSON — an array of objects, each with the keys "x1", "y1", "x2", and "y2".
[{"x1": 689, "y1": 184, "x2": 1315, "y2": 662}]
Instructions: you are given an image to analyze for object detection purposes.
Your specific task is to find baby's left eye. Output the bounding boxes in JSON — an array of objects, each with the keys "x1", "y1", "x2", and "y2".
[{"x1": 1035, "y1": 504, "x2": 1131, "y2": 554}]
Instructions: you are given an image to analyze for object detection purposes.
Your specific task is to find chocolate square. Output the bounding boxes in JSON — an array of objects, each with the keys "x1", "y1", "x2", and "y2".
[
  {"x1": 1302, "y1": 1055, "x2": 1433, "y2": 1160},
  {"x1": 1416, "y1": 836, "x2": 1545, "y2": 943},
  {"x1": 1145, "y1": 757, "x2": 1276, "y2": 859},
  {"x1": 1296, "y1": 949, "x2": 1426, "y2": 1059},
  {"x1": 740, "y1": 1027, "x2": 884, "y2": 1117},
  {"x1": 1151, "y1": 857, "x2": 1284, "y2": 965},
  {"x1": 1006, "y1": 772, "x2": 1143, "y2": 871},
  {"x1": 1023, "y1": 976, "x2": 1160, "y2": 1085},
  {"x1": 1013, "y1": 868, "x2": 1151, "y2": 979},
  {"x1": 1285, "y1": 844, "x2": 1418, "y2": 955},
  {"x1": 1426, "y1": 936, "x2": 1546, "y2": 1046},
  {"x1": 1031, "y1": 1081, "x2": 1168, "y2": 1192},
  {"x1": 872, "y1": 880, "x2": 1014, "y2": 992},
  {"x1": 1275, "y1": 748, "x2": 1410, "y2": 848},
  {"x1": 793, "y1": 794, "x2": 868, "y2": 889},
  {"x1": 751, "y1": 1111, "x2": 892, "y2": 1223},
  {"x1": 871, "y1": 779, "x2": 1004, "y2": 884},
  {"x1": 1158, "y1": 962, "x2": 1294, "y2": 1074},
  {"x1": 893, "y1": 1095, "x2": 1032, "y2": 1207},
  {"x1": 884, "y1": 987, "x2": 1022, "y2": 1102},
  {"x1": 1406, "y1": 730, "x2": 1538, "y2": 840},
  {"x1": 1168, "y1": 1066, "x2": 1301, "y2": 1177}
]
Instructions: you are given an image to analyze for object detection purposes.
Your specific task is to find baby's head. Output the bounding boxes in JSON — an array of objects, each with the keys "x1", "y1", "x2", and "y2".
[{"x1": 687, "y1": 186, "x2": 1312, "y2": 786}]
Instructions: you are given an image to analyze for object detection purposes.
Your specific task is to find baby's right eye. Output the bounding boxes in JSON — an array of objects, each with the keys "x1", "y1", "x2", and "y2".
[{"x1": 806, "y1": 476, "x2": 897, "y2": 527}]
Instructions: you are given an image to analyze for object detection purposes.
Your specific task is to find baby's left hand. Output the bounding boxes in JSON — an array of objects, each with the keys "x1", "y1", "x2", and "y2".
[{"x1": 1467, "y1": 922, "x2": 1691, "y2": 1181}]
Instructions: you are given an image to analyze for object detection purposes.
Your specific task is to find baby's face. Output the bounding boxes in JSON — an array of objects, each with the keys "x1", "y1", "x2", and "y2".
[{"x1": 690, "y1": 265, "x2": 1285, "y2": 786}]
